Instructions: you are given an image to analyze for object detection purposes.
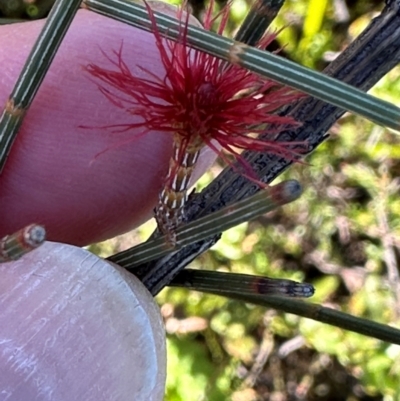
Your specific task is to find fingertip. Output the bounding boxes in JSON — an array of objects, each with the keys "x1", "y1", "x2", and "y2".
[
  {"x1": 0, "y1": 10, "x2": 171, "y2": 244},
  {"x1": 0, "y1": 242, "x2": 166, "y2": 400},
  {"x1": 0, "y1": 9, "x2": 216, "y2": 245}
]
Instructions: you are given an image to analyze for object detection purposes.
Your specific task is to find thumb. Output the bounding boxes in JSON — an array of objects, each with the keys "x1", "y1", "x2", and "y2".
[{"x1": 0, "y1": 242, "x2": 166, "y2": 400}]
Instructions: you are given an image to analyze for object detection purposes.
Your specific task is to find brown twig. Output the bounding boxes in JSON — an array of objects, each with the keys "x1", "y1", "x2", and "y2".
[{"x1": 130, "y1": 0, "x2": 400, "y2": 295}]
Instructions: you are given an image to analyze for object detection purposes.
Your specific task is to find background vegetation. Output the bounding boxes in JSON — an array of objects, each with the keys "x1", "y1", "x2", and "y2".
[{"x1": 4, "y1": 0, "x2": 399, "y2": 400}]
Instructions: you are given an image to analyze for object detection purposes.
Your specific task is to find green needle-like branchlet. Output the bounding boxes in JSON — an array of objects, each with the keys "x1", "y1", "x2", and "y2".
[
  {"x1": 0, "y1": 0, "x2": 81, "y2": 174},
  {"x1": 234, "y1": 0, "x2": 285, "y2": 45},
  {"x1": 213, "y1": 291, "x2": 400, "y2": 346},
  {"x1": 0, "y1": 224, "x2": 46, "y2": 263},
  {"x1": 170, "y1": 269, "x2": 314, "y2": 298},
  {"x1": 108, "y1": 180, "x2": 302, "y2": 273},
  {"x1": 170, "y1": 269, "x2": 400, "y2": 345},
  {"x1": 83, "y1": 0, "x2": 400, "y2": 131}
]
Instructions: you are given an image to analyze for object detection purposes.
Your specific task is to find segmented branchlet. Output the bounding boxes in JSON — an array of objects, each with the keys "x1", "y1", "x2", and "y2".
[
  {"x1": 0, "y1": 224, "x2": 46, "y2": 263},
  {"x1": 154, "y1": 134, "x2": 203, "y2": 241},
  {"x1": 86, "y1": 1, "x2": 304, "y2": 243}
]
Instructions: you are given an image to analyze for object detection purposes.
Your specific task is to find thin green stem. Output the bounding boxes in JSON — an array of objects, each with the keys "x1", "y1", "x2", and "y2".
[
  {"x1": 203, "y1": 290, "x2": 400, "y2": 346},
  {"x1": 108, "y1": 180, "x2": 301, "y2": 282},
  {"x1": 169, "y1": 269, "x2": 314, "y2": 298},
  {"x1": 0, "y1": 0, "x2": 81, "y2": 174},
  {"x1": 234, "y1": 0, "x2": 285, "y2": 45},
  {"x1": 83, "y1": 0, "x2": 400, "y2": 131}
]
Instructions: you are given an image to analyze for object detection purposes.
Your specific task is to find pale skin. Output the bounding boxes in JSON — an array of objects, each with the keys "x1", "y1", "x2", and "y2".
[
  {"x1": 0, "y1": 243, "x2": 167, "y2": 400},
  {"x1": 0, "y1": 7, "x2": 215, "y2": 398},
  {"x1": 0, "y1": 8, "x2": 215, "y2": 246}
]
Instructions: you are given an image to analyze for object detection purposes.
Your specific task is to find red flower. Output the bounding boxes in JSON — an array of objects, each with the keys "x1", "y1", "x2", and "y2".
[{"x1": 85, "y1": 1, "x2": 303, "y2": 238}]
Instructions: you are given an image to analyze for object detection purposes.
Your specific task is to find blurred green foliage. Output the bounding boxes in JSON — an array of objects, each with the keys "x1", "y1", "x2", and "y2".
[
  {"x1": 11, "y1": 0, "x2": 399, "y2": 399},
  {"x1": 153, "y1": 1, "x2": 399, "y2": 400}
]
